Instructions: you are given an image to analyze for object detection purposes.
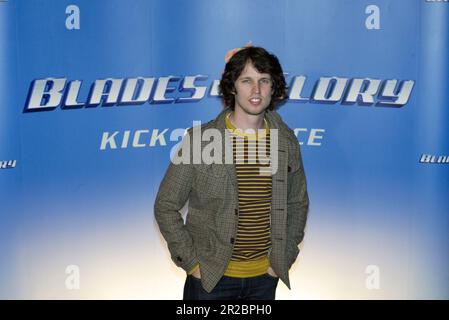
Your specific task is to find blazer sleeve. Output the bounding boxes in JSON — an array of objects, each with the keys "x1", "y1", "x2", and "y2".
[
  {"x1": 154, "y1": 130, "x2": 200, "y2": 273},
  {"x1": 286, "y1": 141, "x2": 310, "y2": 269}
]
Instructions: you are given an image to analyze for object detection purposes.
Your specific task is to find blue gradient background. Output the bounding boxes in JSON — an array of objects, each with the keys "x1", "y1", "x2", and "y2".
[{"x1": 0, "y1": 0, "x2": 448, "y2": 299}]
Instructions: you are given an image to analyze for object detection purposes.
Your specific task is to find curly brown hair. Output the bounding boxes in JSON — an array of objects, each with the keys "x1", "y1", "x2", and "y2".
[{"x1": 219, "y1": 46, "x2": 287, "y2": 110}]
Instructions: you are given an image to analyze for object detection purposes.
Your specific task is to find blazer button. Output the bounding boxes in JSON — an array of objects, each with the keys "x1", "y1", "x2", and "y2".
[
  {"x1": 230, "y1": 237, "x2": 235, "y2": 244},
  {"x1": 176, "y1": 256, "x2": 183, "y2": 262},
  {"x1": 235, "y1": 209, "x2": 238, "y2": 215}
]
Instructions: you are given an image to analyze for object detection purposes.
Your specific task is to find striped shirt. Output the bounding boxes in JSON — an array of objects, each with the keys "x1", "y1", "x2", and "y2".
[{"x1": 224, "y1": 112, "x2": 272, "y2": 277}]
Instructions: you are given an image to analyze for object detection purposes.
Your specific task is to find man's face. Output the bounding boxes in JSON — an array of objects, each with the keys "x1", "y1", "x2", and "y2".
[{"x1": 233, "y1": 62, "x2": 274, "y2": 116}]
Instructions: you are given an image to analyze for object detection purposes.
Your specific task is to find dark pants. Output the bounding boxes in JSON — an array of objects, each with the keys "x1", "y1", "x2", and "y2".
[{"x1": 183, "y1": 274, "x2": 279, "y2": 300}]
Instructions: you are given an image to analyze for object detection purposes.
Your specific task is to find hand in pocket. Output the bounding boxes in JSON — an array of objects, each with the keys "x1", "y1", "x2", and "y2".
[
  {"x1": 191, "y1": 267, "x2": 201, "y2": 279},
  {"x1": 267, "y1": 266, "x2": 279, "y2": 278}
]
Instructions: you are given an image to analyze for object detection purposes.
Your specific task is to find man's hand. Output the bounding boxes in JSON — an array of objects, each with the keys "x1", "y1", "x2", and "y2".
[
  {"x1": 267, "y1": 266, "x2": 279, "y2": 278},
  {"x1": 191, "y1": 267, "x2": 201, "y2": 279}
]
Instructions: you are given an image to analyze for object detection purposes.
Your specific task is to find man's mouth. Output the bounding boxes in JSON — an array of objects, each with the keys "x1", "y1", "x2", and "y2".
[{"x1": 249, "y1": 98, "x2": 262, "y2": 106}]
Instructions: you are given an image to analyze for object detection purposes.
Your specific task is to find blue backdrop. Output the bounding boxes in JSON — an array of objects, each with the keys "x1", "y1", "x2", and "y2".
[{"x1": 0, "y1": 0, "x2": 448, "y2": 299}]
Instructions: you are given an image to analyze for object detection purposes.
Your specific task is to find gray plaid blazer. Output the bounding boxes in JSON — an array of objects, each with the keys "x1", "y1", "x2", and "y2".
[{"x1": 154, "y1": 107, "x2": 309, "y2": 293}]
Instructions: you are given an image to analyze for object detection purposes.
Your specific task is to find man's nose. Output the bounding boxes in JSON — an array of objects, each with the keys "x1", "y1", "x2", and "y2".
[{"x1": 253, "y1": 82, "x2": 260, "y2": 93}]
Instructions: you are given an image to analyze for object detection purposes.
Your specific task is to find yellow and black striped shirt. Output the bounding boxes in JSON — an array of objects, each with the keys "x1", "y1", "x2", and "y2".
[{"x1": 224, "y1": 112, "x2": 272, "y2": 278}]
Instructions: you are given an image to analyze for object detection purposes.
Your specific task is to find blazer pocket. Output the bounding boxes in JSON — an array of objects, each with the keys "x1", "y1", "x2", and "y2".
[
  {"x1": 287, "y1": 160, "x2": 300, "y2": 175},
  {"x1": 287, "y1": 160, "x2": 300, "y2": 193}
]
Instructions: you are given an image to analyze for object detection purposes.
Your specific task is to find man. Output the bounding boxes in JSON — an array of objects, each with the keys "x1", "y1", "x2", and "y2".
[{"x1": 154, "y1": 46, "x2": 309, "y2": 300}]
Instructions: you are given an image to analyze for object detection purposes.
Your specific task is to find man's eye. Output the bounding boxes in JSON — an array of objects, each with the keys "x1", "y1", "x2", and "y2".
[
  {"x1": 242, "y1": 79, "x2": 250, "y2": 83},
  {"x1": 261, "y1": 79, "x2": 271, "y2": 84}
]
